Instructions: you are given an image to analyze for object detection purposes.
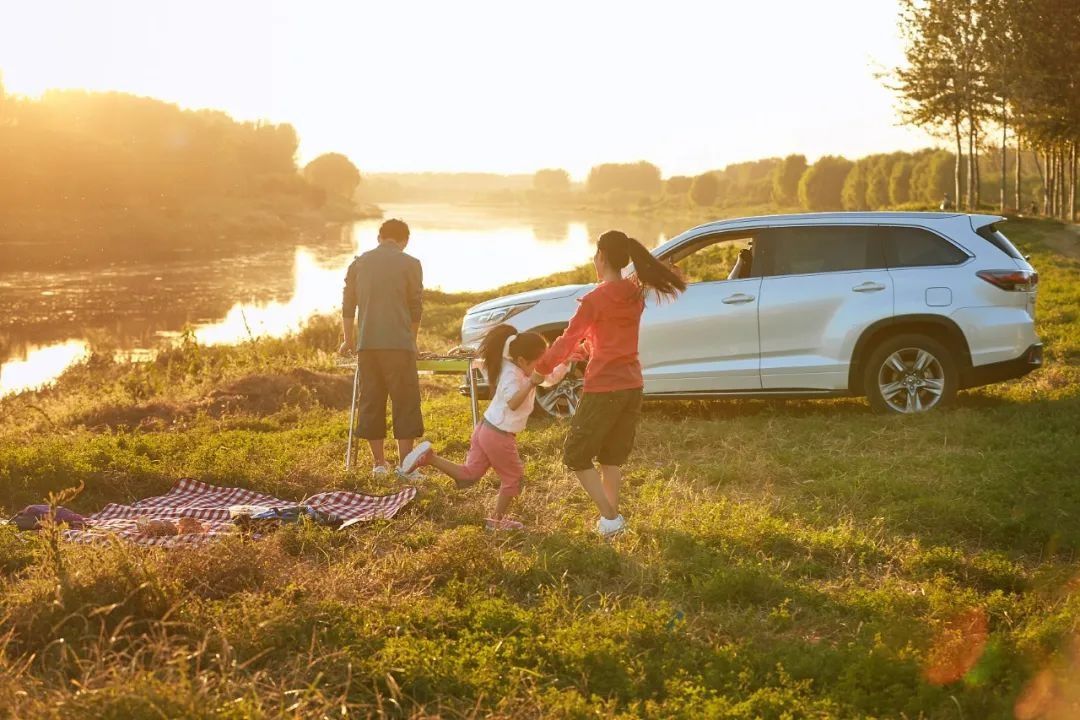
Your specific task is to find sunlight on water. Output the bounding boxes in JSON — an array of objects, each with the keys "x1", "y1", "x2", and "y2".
[
  {"x1": 193, "y1": 248, "x2": 339, "y2": 346},
  {"x1": 0, "y1": 339, "x2": 90, "y2": 396},
  {"x1": 403, "y1": 221, "x2": 596, "y2": 293}
]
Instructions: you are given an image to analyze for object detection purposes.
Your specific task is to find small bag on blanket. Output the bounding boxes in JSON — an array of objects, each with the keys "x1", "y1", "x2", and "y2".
[{"x1": 8, "y1": 505, "x2": 88, "y2": 531}]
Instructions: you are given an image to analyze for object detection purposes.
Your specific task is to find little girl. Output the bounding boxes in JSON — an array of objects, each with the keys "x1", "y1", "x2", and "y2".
[{"x1": 398, "y1": 323, "x2": 569, "y2": 530}]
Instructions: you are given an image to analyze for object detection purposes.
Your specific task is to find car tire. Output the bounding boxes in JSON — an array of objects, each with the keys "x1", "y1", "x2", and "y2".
[
  {"x1": 533, "y1": 362, "x2": 584, "y2": 419},
  {"x1": 863, "y1": 333, "x2": 958, "y2": 414}
]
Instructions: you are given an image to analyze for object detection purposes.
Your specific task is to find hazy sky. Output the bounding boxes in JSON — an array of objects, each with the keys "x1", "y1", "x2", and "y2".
[{"x1": 0, "y1": 0, "x2": 937, "y2": 178}]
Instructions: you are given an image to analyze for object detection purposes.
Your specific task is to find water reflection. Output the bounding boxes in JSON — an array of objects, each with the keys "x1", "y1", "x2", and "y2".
[
  {"x1": 0, "y1": 339, "x2": 90, "y2": 396},
  {"x1": 192, "y1": 249, "x2": 340, "y2": 345},
  {"x1": 531, "y1": 217, "x2": 572, "y2": 243},
  {"x1": 1, "y1": 202, "x2": 682, "y2": 396}
]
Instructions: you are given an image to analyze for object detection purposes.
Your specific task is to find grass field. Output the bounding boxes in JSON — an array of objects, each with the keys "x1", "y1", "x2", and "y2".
[{"x1": 2, "y1": 218, "x2": 1079, "y2": 719}]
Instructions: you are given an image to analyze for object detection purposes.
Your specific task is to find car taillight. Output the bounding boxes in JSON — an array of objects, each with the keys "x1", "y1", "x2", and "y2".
[{"x1": 977, "y1": 270, "x2": 1038, "y2": 292}]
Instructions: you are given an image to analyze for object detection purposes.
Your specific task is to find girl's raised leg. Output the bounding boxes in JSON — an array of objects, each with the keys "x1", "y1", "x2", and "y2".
[{"x1": 427, "y1": 452, "x2": 482, "y2": 489}]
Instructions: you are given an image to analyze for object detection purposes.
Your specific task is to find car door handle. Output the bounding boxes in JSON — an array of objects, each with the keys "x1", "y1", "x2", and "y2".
[
  {"x1": 722, "y1": 293, "x2": 755, "y2": 304},
  {"x1": 852, "y1": 282, "x2": 886, "y2": 293}
]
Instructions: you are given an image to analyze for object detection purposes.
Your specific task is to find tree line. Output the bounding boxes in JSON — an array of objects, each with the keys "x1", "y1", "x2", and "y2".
[
  {"x1": 889, "y1": 0, "x2": 1079, "y2": 220},
  {"x1": 0, "y1": 80, "x2": 361, "y2": 217},
  {"x1": 540, "y1": 144, "x2": 1052, "y2": 213}
]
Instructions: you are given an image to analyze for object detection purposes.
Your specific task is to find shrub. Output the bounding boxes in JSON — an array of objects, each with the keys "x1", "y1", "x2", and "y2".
[
  {"x1": 771, "y1": 154, "x2": 808, "y2": 206},
  {"x1": 533, "y1": 168, "x2": 570, "y2": 193},
  {"x1": 866, "y1": 161, "x2": 892, "y2": 209},
  {"x1": 665, "y1": 175, "x2": 693, "y2": 195},
  {"x1": 690, "y1": 172, "x2": 719, "y2": 207},
  {"x1": 799, "y1": 155, "x2": 853, "y2": 210},
  {"x1": 842, "y1": 161, "x2": 869, "y2": 210},
  {"x1": 889, "y1": 159, "x2": 914, "y2": 205}
]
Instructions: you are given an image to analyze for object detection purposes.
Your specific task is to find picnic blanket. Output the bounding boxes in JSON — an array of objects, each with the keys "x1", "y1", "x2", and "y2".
[{"x1": 63, "y1": 478, "x2": 417, "y2": 548}]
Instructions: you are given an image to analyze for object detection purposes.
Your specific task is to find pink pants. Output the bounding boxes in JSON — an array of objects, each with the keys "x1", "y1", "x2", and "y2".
[{"x1": 460, "y1": 421, "x2": 524, "y2": 496}]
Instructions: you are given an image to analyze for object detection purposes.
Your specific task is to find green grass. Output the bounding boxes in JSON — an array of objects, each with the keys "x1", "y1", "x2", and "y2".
[{"x1": 2, "y1": 218, "x2": 1080, "y2": 718}]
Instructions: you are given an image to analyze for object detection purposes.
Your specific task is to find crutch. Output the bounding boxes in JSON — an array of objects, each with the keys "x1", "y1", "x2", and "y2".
[
  {"x1": 468, "y1": 358, "x2": 480, "y2": 427},
  {"x1": 345, "y1": 355, "x2": 360, "y2": 470}
]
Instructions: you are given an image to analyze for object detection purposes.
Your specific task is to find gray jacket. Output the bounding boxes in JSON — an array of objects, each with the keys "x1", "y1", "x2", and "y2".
[{"x1": 342, "y1": 243, "x2": 423, "y2": 351}]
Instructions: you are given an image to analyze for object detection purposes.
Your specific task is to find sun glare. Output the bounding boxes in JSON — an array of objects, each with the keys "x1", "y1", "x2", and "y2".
[{"x1": 0, "y1": 0, "x2": 933, "y2": 176}]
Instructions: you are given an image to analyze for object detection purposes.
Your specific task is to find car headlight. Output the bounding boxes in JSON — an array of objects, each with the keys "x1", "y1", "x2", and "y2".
[{"x1": 462, "y1": 302, "x2": 537, "y2": 342}]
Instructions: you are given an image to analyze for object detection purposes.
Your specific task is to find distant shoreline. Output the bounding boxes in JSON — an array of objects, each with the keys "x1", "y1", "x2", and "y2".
[{"x1": 0, "y1": 200, "x2": 383, "y2": 271}]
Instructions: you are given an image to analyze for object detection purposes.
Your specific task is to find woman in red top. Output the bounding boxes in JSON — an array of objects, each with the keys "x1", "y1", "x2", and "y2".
[{"x1": 532, "y1": 230, "x2": 685, "y2": 537}]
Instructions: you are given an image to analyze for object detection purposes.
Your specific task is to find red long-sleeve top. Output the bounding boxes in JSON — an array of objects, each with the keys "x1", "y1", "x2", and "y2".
[{"x1": 535, "y1": 278, "x2": 645, "y2": 393}]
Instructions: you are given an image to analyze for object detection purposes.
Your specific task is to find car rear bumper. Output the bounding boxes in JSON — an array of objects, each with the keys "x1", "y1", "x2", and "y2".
[{"x1": 962, "y1": 343, "x2": 1043, "y2": 388}]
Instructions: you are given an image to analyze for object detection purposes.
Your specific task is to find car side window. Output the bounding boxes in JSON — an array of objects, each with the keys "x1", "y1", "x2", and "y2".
[
  {"x1": 667, "y1": 236, "x2": 754, "y2": 284},
  {"x1": 883, "y1": 226, "x2": 969, "y2": 268},
  {"x1": 759, "y1": 226, "x2": 885, "y2": 278}
]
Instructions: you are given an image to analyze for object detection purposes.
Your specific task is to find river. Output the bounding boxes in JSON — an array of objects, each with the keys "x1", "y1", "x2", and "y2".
[{"x1": 0, "y1": 203, "x2": 686, "y2": 396}]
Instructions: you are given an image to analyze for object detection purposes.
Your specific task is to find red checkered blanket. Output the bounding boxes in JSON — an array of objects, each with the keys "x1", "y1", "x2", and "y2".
[{"x1": 63, "y1": 478, "x2": 417, "y2": 548}]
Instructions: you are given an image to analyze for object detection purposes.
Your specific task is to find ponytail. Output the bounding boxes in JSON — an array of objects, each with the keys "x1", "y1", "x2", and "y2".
[
  {"x1": 478, "y1": 324, "x2": 548, "y2": 388},
  {"x1": 597, "y1": 230, "x2": 686, "y2": 301}
]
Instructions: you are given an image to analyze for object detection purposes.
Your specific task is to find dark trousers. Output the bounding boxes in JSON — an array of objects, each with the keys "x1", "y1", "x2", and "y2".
[
  {"x1": 562, "y1": 387, "x2": 644, "y2": 471},
  {"x1": 356, "y1": 350, "x2": 424, "y2": 440}
]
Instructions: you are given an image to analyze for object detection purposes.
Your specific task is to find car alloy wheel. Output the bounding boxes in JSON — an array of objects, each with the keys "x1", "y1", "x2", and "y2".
[
  {"x1": 535, "y1": 368, "x2": 583, "y2": 419},
  {"x1": 877, "y1": 347, "x2": 946, "y2": 414}
]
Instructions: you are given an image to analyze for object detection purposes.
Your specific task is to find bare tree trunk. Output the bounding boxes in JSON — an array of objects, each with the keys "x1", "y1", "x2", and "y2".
[
  {"x1": 1053, "y1": 148, "x2": 1060, "y2": 219},
  {"x1": 1059, "y1": 147, "x2": 1066, "y2": 219},
  {"x1": 974, "y1": 131, "x2": 981, "y2": 209},
  {"x1": 1015, "y1": 136, "x2": 1022, "y2": 212},
  {"x1": 1059, "y1": 146, "x2": 1069, "y2": 221},
  {"x1": 1049, "y1": 147, "x2": 1056, "y2": 218},
  {"x1": 1054, "y1": 147, "x2": 1062, "y2": 221},
  {"x1": 972, "y1": 117, "x2": 980, "y2": 209},
  {"x1": 1048, "y1": 148, "x2": 1055, "y2": 217},
  {"x1": 1042, "y1": 149, "x2": 1050, "y2": 215},
  {"x1": 954, "y1": 116, "x2": 963, "y2": 210},
  {"x1": 1067, "y1": 139, "x2": 1075, "y2": 221},
  {"x1": 1000, "y1": 113, "x2": 1007, "y2": 213}
]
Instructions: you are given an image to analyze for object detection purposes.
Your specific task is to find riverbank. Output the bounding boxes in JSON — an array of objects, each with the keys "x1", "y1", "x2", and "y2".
[{"x1": 2, "y1": 218, "x2": 1080, "y2": 717}]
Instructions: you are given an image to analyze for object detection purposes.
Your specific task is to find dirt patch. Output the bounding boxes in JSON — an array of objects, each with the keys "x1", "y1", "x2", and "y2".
[
  {"x1": 203, "y1": 368, "x2": 354, "y2": 415},
  {"x1": 75, "y1": 401, "x2": 185, "y2": 431},
  {"x1": 75, "y1": 367, "x2": 450, "y2": 431},
  {"x1": 75, "y1": 368, "x2": 355, "y2": 430}
]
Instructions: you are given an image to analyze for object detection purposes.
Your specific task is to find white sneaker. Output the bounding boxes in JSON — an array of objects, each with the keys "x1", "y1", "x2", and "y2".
[
  {"x1": 399, "y1": 441, "x2": 433, "y2": 476},
  {"x1": 596, "y1": 514, "x2": 626, "y2": 538},
  {"x1": 372, "y1": 464, "x2": 391, "y2": 477},
  {"x1": 396, "y1": 467, "x2": 424, "y2": 482}
]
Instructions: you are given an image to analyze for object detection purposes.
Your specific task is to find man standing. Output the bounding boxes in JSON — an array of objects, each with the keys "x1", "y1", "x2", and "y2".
[{"x1": 339, "y1": 218, "x2": 424, "y2": 475}]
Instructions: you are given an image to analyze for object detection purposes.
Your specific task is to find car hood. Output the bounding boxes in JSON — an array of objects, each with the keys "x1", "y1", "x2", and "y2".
[{"x1": 467, "y1": 284, "x2": 592, "y2": 314}]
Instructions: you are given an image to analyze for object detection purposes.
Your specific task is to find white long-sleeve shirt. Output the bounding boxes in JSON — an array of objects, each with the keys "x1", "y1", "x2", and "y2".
[{"x1": 484, "y1": 362, "x2": 569, "y2": 433}]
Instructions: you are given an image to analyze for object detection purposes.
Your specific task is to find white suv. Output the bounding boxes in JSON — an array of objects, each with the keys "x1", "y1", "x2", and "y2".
[{"x1": 460, "y1": 212, "x2": 1042, "y2": 415}]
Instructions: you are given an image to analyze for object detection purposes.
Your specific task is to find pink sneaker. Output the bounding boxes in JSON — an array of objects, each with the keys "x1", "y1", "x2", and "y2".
[
  {"x1": 485, "y1": 517, "x2": 525, "y2": 531},
  {"x1": 399, "y1": 441, "x2": 432, "y2": 476}
]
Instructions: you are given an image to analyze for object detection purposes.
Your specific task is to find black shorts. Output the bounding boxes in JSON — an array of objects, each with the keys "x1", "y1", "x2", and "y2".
[
  {"x1": 562, "y1": 388, "x2": 643, "y2": 471},
  {"x1": 355, "y1": 350, "x2": 424, "y2": 440}
]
